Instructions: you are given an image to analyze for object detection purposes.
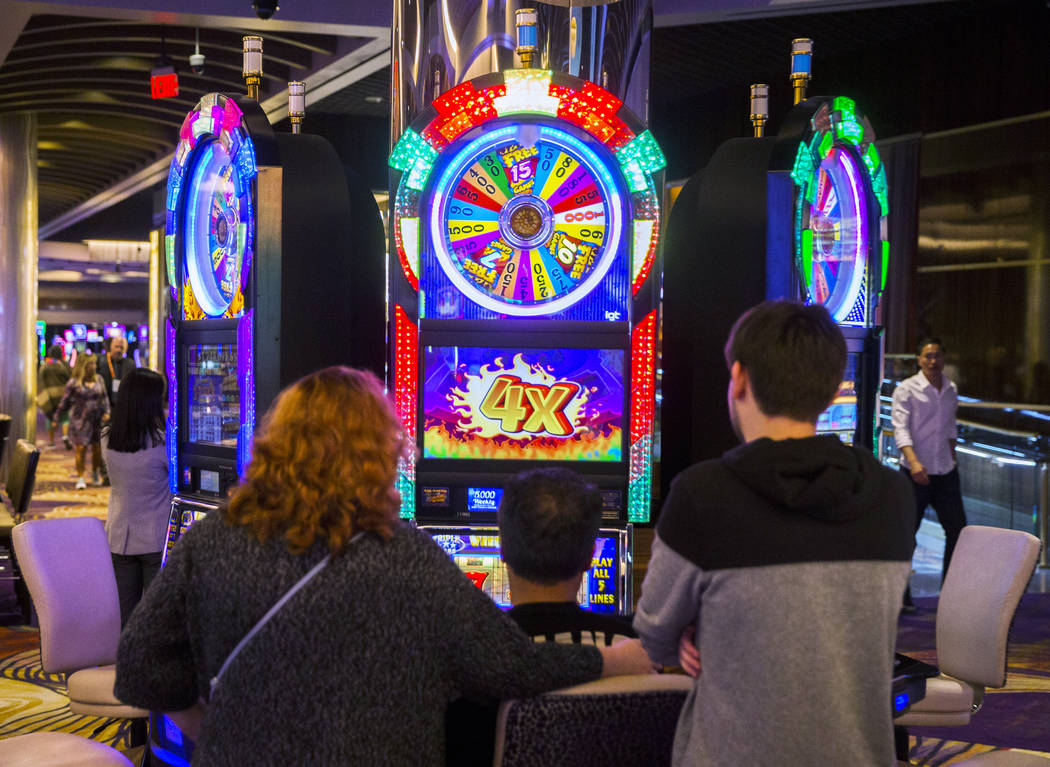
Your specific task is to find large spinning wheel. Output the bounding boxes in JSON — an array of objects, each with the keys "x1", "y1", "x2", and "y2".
[
  {"x1": 786, "y1": 96, "x2": 889, "y2": 325},
  {"x1": 165, "y1": 93, "x2": 258, "y2": 321},
  {"x1": 390, "y1": 70, "x2": 664, "y2": 322},
  {"x1": 431, "y1": 120, "x2": 626, "y2": 316}
]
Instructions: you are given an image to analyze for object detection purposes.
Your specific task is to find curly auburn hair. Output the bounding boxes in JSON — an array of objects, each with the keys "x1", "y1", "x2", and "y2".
[{"x1": 224, "y1": 366, "x2": 412, "y2": 554}]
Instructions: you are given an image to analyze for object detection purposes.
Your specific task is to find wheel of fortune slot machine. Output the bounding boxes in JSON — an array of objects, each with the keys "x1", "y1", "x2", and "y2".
[
  {"x1": 388, "y1": 29, "x2": 666, "y2": 616},
  {"x1": 774, "y1": 89, "x2": 889, "y2": 449},
  {"x1": 153, "y1": 38, "x2": 385, "y2": 765},
  {"x1": 660, "y1": 38, "x2": 890, "y2": 497}
]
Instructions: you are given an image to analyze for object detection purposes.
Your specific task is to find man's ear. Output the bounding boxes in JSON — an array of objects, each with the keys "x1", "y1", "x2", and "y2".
[{"x1": 729, "y1": 361, "x2": 748, "y2": 401}]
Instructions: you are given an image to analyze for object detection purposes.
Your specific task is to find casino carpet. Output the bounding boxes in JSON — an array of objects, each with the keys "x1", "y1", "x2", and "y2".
[{"x1": 1, "y1": 439, "x2": 1049, "y2": 763}]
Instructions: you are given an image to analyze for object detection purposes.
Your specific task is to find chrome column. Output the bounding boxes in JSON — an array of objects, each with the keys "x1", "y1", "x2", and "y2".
[
  {"x1": 0, "y1": 112, "x2": 39, "y2": 456},
  {"x1": 391, "y1": 0, "x2": 653, "y2": 146}
]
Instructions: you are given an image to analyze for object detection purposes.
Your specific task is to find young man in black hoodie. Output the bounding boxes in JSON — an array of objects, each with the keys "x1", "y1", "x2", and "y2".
[{"x1": 634, "y1": 300, "x2": 915, "y2": 767}]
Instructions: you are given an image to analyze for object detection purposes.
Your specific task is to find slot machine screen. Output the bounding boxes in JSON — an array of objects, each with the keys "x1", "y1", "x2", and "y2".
[
  {"x1": 817, "y1": 353, "x2": 858, "y2": 442},
  {"x1": 422, "y1": 346, "x2": 624, "y2": 463},
  {"x1": 185, "y1": 343, "x2": 240, "y2": 447},
  {"x1": 428, "y1": 529, "x2": 622, "y2": 612}
]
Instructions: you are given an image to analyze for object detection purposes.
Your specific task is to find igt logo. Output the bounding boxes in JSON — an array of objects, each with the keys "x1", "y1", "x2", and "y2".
[{"x1": 478, "y1": 375, "x2": 580, "y2": 436}]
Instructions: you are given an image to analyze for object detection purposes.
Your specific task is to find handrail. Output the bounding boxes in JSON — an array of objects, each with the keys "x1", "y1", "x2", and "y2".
[
  {"x1": 957, "y1": 401, "x2": 1050, "y2": 412},
  {"x1": 879, "y1": 387, "x2": 1050, "y2": 413},
  {"x1": 881, "y1": 418, "x2": 1041, "y2": 441}
]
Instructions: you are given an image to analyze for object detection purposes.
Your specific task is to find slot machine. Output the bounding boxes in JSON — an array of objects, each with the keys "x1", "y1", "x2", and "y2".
[
  {"x1": 388, "y1": 10, "x2": 664, "y2": 615},
  {"x1": 661, "y1": 39, "x2": 889, "y2": 494},
  {"x1": 154, "y1": 37, "x2": 385, "y2": 765},
  {"x1": 163, "y1": 40, "x2": 385, "y2": 556}
]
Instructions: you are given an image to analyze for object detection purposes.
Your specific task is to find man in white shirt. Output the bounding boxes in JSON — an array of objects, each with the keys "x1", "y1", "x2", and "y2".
[{"x1": 891, "y1": 338, "x2": 967, "y2": 606}]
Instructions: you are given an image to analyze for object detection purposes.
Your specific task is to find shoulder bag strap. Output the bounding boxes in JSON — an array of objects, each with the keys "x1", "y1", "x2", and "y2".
[{"x1": 210, "y1": 532, "x2": 364, "y2": 695}]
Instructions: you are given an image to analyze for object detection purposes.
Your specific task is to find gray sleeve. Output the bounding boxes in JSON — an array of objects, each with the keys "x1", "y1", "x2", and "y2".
[
  {"x1": 633, "y1": 532, "x2": 706, "y2": 667},
  {"x1": 890, "y1": 384, "x2": 913, "y2": 449}
]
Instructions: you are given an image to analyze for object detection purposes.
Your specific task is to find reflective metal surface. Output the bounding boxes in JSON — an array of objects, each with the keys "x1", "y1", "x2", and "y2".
[
  {"x1": 0, "y1": 113, "x2": 38, "y2": 457},
  {"x1": 391, "y1": 0, "x2": 652, "y2": 144}
]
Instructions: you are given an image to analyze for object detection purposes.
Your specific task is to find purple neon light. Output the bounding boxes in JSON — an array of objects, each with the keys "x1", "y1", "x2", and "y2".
[
  {"x1": 836, "y1": 148, "x2": 867, "y2": 324},
  {"x1": 166, "y1": 319, "x2": 178, "y2": 492},
  {"x1": 236, "y1": 310, "x2": 255, "y2": 477}
]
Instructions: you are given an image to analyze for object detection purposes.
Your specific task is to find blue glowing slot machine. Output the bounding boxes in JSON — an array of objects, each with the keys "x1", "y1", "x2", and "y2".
[
  {"x1": 388, "y1": 12, "x2": 663, "y2": 615},
  {"x1": 661, "y1": 39, "x2": 889, "y2": 493},
  {"x1": 163, "y1": 81, "x2": 385, "y2": 558},
  {"x1": 154, "y1": 40, "x2": 385, "y2": 766}
]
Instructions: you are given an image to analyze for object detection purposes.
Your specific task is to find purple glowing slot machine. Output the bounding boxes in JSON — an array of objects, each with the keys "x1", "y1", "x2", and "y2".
[
  {"x1": 154, "y1": 42, "x2": 385, "y2": 767},
  {"x1": 387, "y1": 20, "x2": 665, "y2": 616},
  {"x1": 661, "y1": 39, "x2": 889, "y2": 494},
  {"x1": 163, "y1": 83, "x2": 384, "y2": 555}
]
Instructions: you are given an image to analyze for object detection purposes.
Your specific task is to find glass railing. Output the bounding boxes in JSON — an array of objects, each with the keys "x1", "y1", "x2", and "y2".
[{"x1": 879, "y1": 388, "x2": 1049, "y2": 567}]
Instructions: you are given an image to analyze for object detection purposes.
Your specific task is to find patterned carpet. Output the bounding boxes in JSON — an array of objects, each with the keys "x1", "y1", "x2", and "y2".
[{"x1": 0, "y1": 437, "x2": 1048, "y2": 764}]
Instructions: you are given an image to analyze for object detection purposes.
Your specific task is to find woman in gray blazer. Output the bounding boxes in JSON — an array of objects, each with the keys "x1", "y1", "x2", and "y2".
[{"x1": 102, "y1": 368, "x2": 171, "y2": 627}]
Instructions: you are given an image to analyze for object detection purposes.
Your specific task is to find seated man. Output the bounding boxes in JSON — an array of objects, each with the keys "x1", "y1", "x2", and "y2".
[
  {"x1": 634, "y1": 300, "x2": 915, "y2": 767},
  {"x1": 500, "y1": 467, "x2": 635, "y2": 645},
  {"x1": 445, "y1": 467, "x2": 637, "y2": 766}
]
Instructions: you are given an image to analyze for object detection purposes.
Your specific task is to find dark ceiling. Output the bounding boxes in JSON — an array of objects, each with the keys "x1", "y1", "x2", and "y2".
[
  {"x1": 3, "y1": 0, "x2": 1047, "y2": 240},
  {"x1": 0, "y1": 14, "x2": 347, "y2": 224}
]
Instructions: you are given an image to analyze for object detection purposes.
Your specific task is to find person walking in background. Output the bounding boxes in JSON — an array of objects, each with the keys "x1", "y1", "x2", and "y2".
[
  {"x1": 53, "y1": 354, "x2": 109, "y2": 489},
  {"x1": 634, "y1": 301, "x2": 914, "y2": 767},
  {"x1": 115, "y1": 367, "x2": 651, "y2": 764},
  {"x1": 37, "y1": 344, "x2": 71, "y2": 449},
  {"x1": 97, "y1": 335, "x2": 133, "y2": 487},
  {"x1": 98, "y1": 335, "x2": 134, "y2": 406},
  {"x1": 891, "y1": 337, "x2": 967, "y2": 610},
  {"x1": 102, "y1": 368, "x2": 171, "y2": 627}
]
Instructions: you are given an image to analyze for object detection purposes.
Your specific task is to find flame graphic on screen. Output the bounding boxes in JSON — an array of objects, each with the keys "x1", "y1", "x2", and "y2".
[
  {"x1": 424, "y1": 424, "x2": 622, "y2": 461},
  {"x1": 448, "y1": 354, "x2": 590, "y2": 440}
]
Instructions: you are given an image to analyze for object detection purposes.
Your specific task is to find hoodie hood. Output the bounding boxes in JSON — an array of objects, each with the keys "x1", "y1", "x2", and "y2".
[{"x1": 722, "y1": 435, "x2": 881, "y2": 522}]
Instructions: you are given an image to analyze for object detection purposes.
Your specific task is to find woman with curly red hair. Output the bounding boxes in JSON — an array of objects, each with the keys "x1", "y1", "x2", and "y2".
[{"x1": 115, "y1": 367, "x2": 650, "y2": 765}]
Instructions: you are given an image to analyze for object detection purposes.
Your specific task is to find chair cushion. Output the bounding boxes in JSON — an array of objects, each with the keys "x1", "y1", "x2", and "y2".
[
  {"x1": 0, "y1": 732, "x2": 134, "y2": 766},
  {"x1": 67, "y1": 665, "x2": 148, "y2": 718},
  {"x1": 67, "y1": 665, "x2": 123, "y2": 705},
  {"x1": 893, "y1": 674, "x2": 976, "y2": 727}
]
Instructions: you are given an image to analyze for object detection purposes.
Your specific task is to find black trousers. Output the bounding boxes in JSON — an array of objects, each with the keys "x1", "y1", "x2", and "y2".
[
  {"x1": 901, "y1": 466, "x2": 967, "y2": 583},
  {"x1": 111, "y1": 551, "x2": 163, "y2": 628}
]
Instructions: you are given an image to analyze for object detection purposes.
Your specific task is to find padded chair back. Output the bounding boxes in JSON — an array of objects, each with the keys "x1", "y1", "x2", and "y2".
[
  {"x1": 937, "y1": 525, "x2": 1041, "y2": 688},
  {"x1": 6, "y1": 439, "x2": 40, "y2": 521},
  {"x1": 12, "y1": 517, "x2": 121, "y2": 673},
  {"x1": 494, "y1": 674, "x2": 692, "y2": 767}
]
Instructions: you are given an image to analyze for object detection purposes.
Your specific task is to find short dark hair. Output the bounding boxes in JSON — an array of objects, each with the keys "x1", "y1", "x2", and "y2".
[
  {"x1": 46, "y1": 344, "x2": 64, "y2": 361},
  {"x1": 723, "y1": 300, "x2": 847, "y2": 422},
  {"x1": 916, "y1": 337, "x2": 944, "y2": 356},
  {"x1": 498, "y1": 468, "x2": 602, "y2": 585},
  {"x1": 104, "y1": 368, "x2": 166, "y2": 452}
]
